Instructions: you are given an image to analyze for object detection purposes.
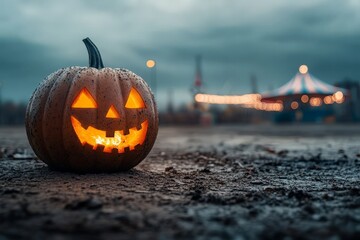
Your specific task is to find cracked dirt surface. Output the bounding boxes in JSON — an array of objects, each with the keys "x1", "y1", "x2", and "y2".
[{"x1": 0, "y1": 125, "x2": 360, "y2": 239}]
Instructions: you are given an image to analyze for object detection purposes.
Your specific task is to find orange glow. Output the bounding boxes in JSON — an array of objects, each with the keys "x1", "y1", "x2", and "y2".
[
  {"x1": 106, "y1": 105, "x2": 120, "y2": 118},
  {"x1": 194, "y1": 93, "x2": 283, "y2": 112},
  {"x1": 333, "y1": 91, "x2": 344, "y2": 103},
  {"x1": 72, "y1": 88, "x2": 97, "y2": 108},
  {"x1": 71, "y1": 116, "x2": 148, "y2": 153},
  {"x1": 335, "y1": 97, "x2": 344, "y2": 104},
  {"x1": 125, "y1": 88, "x2": 145, "y2": 109},
  {"x1": 324, "y1": 96, "x2": 334, "y2": 104},
  {"x1": 301, "y1": 95, "x2": 309, "y2": 103},
  {"x1": 195, "y1": 93, "x2": 261, "y2": 105},
  {"x1": 146, "y1": 59, "x2": 156, "y2": 68},
  {"x1": 291, "y1": 101, "x2": 299, "y2": 110},
  {"x1": 299, "y1": 65, "x2": 308, "y2": 74},
  {"x1": 310, "y1": 97, "x2": 322, "y2": 107}
]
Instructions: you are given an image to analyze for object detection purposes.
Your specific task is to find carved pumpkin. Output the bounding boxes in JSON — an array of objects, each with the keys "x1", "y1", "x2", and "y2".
[{"x1": 25, "y1": 38, "x2": 158, "y2": 172}]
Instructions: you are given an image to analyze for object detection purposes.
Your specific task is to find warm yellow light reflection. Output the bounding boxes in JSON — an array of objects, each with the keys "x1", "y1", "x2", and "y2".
[
  {"x1": 299, "y1": 65, "x2": 308, "y2": 74},
  {"x1": 301, "y1": 95, "x2": 309, "y2": 103},
  {"x1": 291, "y1": 101, "x2": 299, "y2": 110},
  {"x1": 71, "y1": 116, "x2": 148, "y2": 153},
  {"x1": 146, "y1": 59, "x2": 156, "y2": 68},
  {"x1": 195, "y1": 93, "x2": 283, "y2": 112}
]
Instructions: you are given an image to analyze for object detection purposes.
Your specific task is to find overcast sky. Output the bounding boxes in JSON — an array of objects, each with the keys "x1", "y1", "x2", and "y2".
[{"x1": 1, "y1": 0, "x2": 359, "y2": 110}]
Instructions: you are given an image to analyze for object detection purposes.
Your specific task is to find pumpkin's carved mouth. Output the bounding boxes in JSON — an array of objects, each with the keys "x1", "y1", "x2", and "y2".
[{"x1": 71, "y1": 116, "x2": 148, "y2": 153}]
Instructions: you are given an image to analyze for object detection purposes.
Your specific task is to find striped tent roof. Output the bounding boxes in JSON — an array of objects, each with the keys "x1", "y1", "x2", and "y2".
[{"x1": 261, "y1": 71, "x2": 347, "y2": 102}]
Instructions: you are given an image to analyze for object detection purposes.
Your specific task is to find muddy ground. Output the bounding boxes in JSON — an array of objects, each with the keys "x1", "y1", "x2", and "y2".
[{"x1": 0, "y1": 125, "x2": 360, "y2": 240}]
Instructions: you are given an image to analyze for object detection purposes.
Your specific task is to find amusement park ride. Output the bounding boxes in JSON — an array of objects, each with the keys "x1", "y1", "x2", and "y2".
[{"x1": 194, "y1": 64, "x2": 346, "y2": 112}]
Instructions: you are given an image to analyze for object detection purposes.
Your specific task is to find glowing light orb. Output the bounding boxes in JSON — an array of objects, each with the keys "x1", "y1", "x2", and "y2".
[
  {"x1": 146, "y1": 59, "x2": 156, "y2": 68},
  {"x1": 291, "y1": 101, "x2": 299, "y2": 110},
  {"x1": 301, "y1": 95, "x2": 309, "y2": 103},
  {"x1": 299, "y1": 65, "x2": 308, "y2": 74},
  {"x1": 310, "y1": 97, "x2": 322, "y2": 107}
]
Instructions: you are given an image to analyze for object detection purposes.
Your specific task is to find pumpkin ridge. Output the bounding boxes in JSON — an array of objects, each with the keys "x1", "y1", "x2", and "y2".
[
  {"x1": 112, "y1": 68, "x2": 126, "y2": 125},
  {"x1": 121, "y1": 69, "x2": 135, "y2": 135},
  {"x1": 93, "y1": 67, "x2": 103, "y2": 168},
  {"x1": 62, "y1": 67, "x2": 99, "y2": 171},
  {"x1": 40, "y1": 68, "x2": 68, "y2": 166},
  {"x1": 26, "y1": 68, "x2": 65, "y2": 164},
  {"x1": 114, "y1": 69, "x2": 127, "y2": 170},
  {"x1": 41, "y1": 69, "x2": 68, "y2": 162},
  {"x1": 143, "y1": 76, "x2": 159, "y2": 158},
  {"x1": 94, "y1": 67, "x2": 100, "y2": 128},
  {"x1": 43, "y1": 68, "x2": 76, "y2": 168},
  {"x1": 140, "y1": 74, "x2": 158, "y2": 138},
  {"x1": 60, "y1": 68, "x2": 86, "y2": 168},
  {"x1": 127, "y1": 72, "x2": 141, "y2": 136}
]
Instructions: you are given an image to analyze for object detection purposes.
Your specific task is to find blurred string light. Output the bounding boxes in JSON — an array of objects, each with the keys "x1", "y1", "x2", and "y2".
[
  {"x1": 324, "y1": 96, "x2": 333, "y2": 104},
  {"x1": 310, "y1": 97, "x2": 322, "y2": 107},
  {"x1": 194, "y1": 93, "x2": 283, "y2": 112},
  {"x1": 291, "y1": 101, "x2": 299, "y2": 110},
  {"x1": 195, "y1": 89, "x2": 344, "y2": 111},
  {"x1": 301, "y1": 95, "x2": 309, "y2": 103},
  {"x1": 333, "y1": 91, "x2": 344, "y2": 103},
  {"x1": 307, "y1": 91, "x2": 345, "y2": 107},
  {"x1": 195, "y1": 93, "x2": 260, "y2": 104}
]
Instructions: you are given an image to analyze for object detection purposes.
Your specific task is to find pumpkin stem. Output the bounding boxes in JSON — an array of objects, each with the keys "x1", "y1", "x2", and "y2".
[{"x1": 82, "y1": 37, "x2": 104, "y2": 69}]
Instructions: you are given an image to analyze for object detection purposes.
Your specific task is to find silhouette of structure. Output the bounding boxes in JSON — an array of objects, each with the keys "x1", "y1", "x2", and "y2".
[
  {"x1": 192, "y1": 55, "x2": 203, "y2": 95},
  {"x1": 166, "y1": 89, "x2": 174, "y2": 114},
  {"x1": 335, "y1": 78, "x2": 360, "y2": 121}
]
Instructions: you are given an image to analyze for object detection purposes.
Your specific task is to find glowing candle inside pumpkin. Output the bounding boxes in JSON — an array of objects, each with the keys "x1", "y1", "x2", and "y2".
[{"x1": 71, "y1": 116, "x2": 148, "y2": 153}]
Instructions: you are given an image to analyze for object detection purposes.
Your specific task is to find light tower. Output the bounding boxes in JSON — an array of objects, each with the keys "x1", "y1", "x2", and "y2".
[
  {"x1": 192, "y1": 55, "x2": 203, "y2": 94},
  {"x1": 191, "y1": 55, "x2": 208, "y2": 111}
]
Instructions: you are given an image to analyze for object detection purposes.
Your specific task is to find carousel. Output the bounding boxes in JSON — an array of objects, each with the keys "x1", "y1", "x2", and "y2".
[{"x1": 261, "y1": 65, "x2": 347, "y2": 121}]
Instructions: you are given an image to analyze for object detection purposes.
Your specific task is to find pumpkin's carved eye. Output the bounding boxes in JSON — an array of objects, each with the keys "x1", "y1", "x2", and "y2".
[
  {"x1": 125, "y1": 87, "x2": 145, "y2": 109},
  {"x1": 72, "y1": 88, "x2": 97, "y2": 108}
]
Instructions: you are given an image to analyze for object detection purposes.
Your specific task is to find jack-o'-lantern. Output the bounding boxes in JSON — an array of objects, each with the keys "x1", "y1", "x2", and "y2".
[{"x1": 25, "y1": 38, "x2": 158, "y2": 172}]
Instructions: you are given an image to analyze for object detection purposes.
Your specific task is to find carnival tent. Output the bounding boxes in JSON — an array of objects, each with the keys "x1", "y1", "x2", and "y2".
[{"x1": 261, "y1": 65, "x2": 347, "y2": 103}]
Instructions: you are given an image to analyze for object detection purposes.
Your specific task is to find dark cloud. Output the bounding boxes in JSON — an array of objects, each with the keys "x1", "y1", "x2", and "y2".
[
  {"x1": 0, "y1": 38, "x2": 70, "y2": 101},
  {"x1": 0, "y1": 38, "x2": 59, "y2": 74},
  {"x1": 131, "y1": 0, "x2": 360, "y2": 99},
  {"x1": 0, "y1": 0, "x2": 359, "y2": 110}
]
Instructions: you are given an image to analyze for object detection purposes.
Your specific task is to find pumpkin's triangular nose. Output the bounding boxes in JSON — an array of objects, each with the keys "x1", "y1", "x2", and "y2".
[{"x1": 106, "y1": 105, "x2": 120, "y2": 118}]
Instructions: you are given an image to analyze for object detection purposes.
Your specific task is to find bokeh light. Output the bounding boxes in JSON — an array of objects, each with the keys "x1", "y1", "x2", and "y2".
[
  {"x1": 299, "y1": 65, "x2": 308, "y2": 74},
  {"x1": 310, "y1": 97, "x2": 322, "y2": 107},
  {"x1": 301, "y1": 95, "x2": 309, "y2": 103},
  {"x1": 291, "y1": 101, "x2": 299, "y2": 110},
  {"x1": 146, "y1": 60, "x2": 156, "y2": 68},
  {"x1": 324, "y1": 96, "x2": 334, "y2": 104}
]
